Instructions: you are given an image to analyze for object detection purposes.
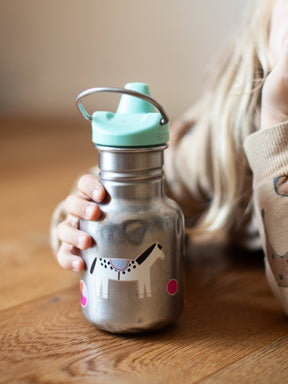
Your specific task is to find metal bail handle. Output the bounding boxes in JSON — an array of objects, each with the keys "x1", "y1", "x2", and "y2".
[{"x1": 76, "y1": 87, "x2": 169, "y2": 126}]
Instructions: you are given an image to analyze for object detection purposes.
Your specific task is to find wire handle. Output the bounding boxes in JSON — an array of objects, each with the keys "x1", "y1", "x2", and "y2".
[{"x1": 75, "y1": 87, "x2": 169, "y2": 126}]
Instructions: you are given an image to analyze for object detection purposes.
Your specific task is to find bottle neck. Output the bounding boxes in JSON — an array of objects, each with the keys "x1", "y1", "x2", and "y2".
[{"x1": 96, "y1": 145, "x2": 167, "y2": 200}]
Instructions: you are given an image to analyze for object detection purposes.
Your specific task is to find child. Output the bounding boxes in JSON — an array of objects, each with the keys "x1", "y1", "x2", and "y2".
[{"x1": 51, "y1": 0, "x2": 288, "y2": 314}]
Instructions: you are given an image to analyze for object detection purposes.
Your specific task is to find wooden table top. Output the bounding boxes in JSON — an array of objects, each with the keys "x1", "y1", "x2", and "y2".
[{"x1": 1, "y1": 118, "x2": 288, "y2": 384}]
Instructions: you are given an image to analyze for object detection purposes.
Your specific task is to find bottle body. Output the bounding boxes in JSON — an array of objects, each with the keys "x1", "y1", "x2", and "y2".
[{"x1": 80, "y1": 146, "x2": 184, "y2": 333}]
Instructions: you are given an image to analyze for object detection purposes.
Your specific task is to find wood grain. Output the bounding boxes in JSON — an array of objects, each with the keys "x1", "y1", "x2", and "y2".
[{"x1": 1, "y1": 118, "x2": 288, "y2": 383}]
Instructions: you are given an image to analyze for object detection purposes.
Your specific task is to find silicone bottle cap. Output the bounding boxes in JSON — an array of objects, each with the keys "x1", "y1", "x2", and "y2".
[{"x1": 91, "y1": 83, "x2": 169, "y2": 147}]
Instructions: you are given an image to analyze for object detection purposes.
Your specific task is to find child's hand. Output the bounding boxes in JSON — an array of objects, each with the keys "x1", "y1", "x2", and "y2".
[
  {"x1": 261, "y1": 41, "x2": 288, "y2": 130},
  {"x1": 56, "y1": 174, "x2": 106, "y2": 272}
]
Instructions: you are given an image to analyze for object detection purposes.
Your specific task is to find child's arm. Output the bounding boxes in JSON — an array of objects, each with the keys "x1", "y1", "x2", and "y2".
[
  {"x1": 51, "y1": 121, "x2": 211, "y2": 272},
  {"x1": 244, "y1": 42, "x2": 288, "y2": 313}
]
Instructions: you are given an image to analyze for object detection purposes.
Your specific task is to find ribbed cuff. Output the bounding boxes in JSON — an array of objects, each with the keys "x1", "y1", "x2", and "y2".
[{"x1": 244, "y1": 121, "x2": 288, "y2": 187}]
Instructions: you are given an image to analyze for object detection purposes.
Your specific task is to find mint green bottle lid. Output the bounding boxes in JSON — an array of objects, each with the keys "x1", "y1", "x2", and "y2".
[{"x1": 76, "y1": 83, "x2": 169, "y2": 147}]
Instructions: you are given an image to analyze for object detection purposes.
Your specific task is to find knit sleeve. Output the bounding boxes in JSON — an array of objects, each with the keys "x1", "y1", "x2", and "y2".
[
  {"x1": 244, "y1": 121, "x2": 288, "y2": 314},
  {"x1": 244, "y1": 122, "x2": 288, "y2": 187}
]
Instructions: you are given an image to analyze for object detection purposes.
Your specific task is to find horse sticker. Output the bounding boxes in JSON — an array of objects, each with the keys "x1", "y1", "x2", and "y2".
[{"x1": 89, "y1": 242, "x2": 165, "y2": 299}]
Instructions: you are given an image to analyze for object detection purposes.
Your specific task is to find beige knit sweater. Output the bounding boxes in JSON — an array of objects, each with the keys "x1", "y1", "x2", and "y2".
[
  {"x1": 244, "y1": 122, "x2": 288, "y2": 314},
  {"x1": 164, "y1": 118, "x2": 288, "y2": 312}
]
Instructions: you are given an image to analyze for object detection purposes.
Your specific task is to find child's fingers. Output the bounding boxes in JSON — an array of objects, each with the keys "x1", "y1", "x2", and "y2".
[
  {"x1": 57, "y1": 219, "x2": 92, "y2": 250},
  {"x1": 261, "y1": 41, "x2": 288, "y2": 130},
  {"x1": 277, "y1": 39, "x2": 288, "y2": 75},
  {"x1": 65, "y1": 194, "x2": 101, "y2": 220},
  {"x1": 57, "y1": 242, "x2": 85, "y2": 271},
  {"x1": 56, "y1": 174, "x2": 104, "y2": 272},
  {"x1": 77, "y1": 174, "x2": 106, "y2": 202}
]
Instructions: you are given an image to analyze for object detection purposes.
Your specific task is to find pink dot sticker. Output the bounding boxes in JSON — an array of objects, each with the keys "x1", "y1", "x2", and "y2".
[
  {"x1": 167, "y1": 279, "x2": 178, "y2": 296},
  {"x1": 80, "y1": 280, "x2": 88, "y2": 307}
]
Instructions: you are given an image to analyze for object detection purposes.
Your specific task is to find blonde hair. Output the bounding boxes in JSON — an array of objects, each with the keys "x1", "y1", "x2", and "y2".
[{"x1": 190, "y1": 0, "x2": 275, "y2": 239}]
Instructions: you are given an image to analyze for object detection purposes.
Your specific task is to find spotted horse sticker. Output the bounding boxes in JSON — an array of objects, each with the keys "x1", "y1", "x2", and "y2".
[{"x1": 89, "y1": 242, "x2": 165, "y2": 299}]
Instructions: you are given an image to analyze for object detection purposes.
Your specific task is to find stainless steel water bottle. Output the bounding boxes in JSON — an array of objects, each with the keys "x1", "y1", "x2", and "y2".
[{"x1": 76, "y1": 83, "x2": 184, "y2": 333}]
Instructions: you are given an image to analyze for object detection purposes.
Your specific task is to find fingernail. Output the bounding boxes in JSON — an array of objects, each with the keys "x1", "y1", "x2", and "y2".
[
  {"x1": 92, "y1": 187, "x2": 102, "y2": 202},
  {"x1": 77, "y1": 235, "x2": 87, "y2": 249},
  {"x1": 72, "y1": 258, "x2": 81, "y2": 271},
  {"x1": 85, "y1": 204, "x2": 95, "y2": 219}
]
